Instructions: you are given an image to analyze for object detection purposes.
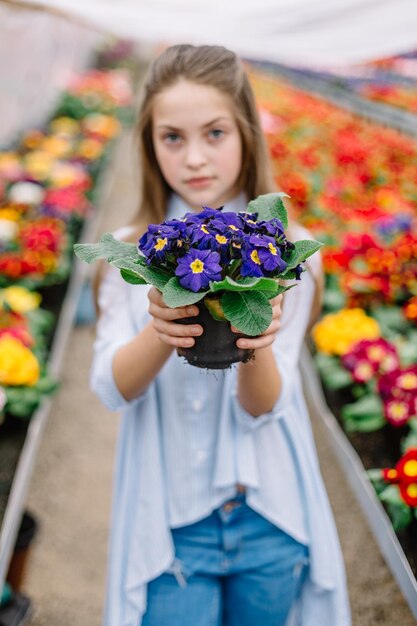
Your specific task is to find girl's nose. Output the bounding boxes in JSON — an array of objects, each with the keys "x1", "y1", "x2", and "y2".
[{"x1": 185, "y1": 141, "x2": 207, "y2": 169}]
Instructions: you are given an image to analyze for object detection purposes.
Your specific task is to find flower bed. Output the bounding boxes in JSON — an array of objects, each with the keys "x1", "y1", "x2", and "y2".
[
  {"x1": 248, "y1": 66, "x2": 417, "y2": 577},
  {"x1": 0, "y1": 41, "x2": 137, "y2": 586}
]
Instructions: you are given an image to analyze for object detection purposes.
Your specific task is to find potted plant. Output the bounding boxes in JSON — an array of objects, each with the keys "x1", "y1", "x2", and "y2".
[{"x1": 74, "y1": 193, "x2": 322, "y2": 368}]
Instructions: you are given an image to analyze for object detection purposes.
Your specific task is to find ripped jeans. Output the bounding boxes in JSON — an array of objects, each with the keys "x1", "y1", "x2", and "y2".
[{"x1": 142, "y1": 493, "x2": 309, "y2": 626}]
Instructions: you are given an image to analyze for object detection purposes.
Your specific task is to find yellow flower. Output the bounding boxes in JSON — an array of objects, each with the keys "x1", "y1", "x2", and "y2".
[
  {"x1": 312, "y1": 308, "x2": 380, "y2": 355},
  {"x1": 0, "y1": 208, "x2": 21, "y2": 222},
  {"x1": 83, "y1": 113, "x2": 120, "y2": 138},
  {"x1": 0, "y1": 286, "x2": 41, "y2": 313},
  {"x1": 0, "y1": 336, "x2": 40, "y2": 386},
  {"x1": 77, "y1": 138, "x2": 104, "y2": 160},
  {"x1": 24, "y1": 151, "x2": 54, "y2": 181},
  {"x1": 49, "y1": 116, "x2": 80, "y2": 136},
  {"x1": 41, "y1": 135, "x2": 73, "y2": 158},
  {"x1": 49, "y1": 162, "x2": 81, "y2": 188}
]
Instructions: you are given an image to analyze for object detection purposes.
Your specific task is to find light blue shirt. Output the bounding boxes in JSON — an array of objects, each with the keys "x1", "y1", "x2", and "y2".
[{"x1": 91, "y1": 194, "x2": 351, "y2": 626}]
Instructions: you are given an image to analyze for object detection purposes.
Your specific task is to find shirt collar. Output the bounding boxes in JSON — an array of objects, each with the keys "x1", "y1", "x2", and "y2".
[{"x1": 167, "y1": 192, "x2": 248, "y2": 220}]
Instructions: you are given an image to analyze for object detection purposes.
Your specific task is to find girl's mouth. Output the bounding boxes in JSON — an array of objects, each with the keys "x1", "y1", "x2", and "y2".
[{"x1": 186, "y1": 177, "x2": 213, "y2": 189}]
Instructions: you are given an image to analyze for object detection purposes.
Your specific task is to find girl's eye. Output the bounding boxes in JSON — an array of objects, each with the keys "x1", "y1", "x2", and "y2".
[
  {"x1": 164, "y1": 132, "x2": 182, "y2": 144},
  {"x1": 208, "y1": 129, "x2": 224, "y2": 140}
]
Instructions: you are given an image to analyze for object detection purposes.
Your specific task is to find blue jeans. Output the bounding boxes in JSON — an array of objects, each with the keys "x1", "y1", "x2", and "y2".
[{"x1": 142, "y1": 494, "x2": 309, "y2": 626}]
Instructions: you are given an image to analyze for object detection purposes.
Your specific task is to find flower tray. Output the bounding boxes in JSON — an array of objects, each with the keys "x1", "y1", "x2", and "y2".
[{"x1": 300, "y1": 346, "x2": 417, "y2": 619}]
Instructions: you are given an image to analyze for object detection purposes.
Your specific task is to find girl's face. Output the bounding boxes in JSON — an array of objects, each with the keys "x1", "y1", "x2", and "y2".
[{"x1": 152, "y1": 80, "x2": 243, "y2": 210}]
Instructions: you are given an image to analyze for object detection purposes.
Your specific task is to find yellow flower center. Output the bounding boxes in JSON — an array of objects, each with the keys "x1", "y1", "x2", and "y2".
[
  {"x1": 215, "y1": 235, "x2": 228, "y2": 245},
  {"x1": 367, "y1": 346, "x2": 385, "y2": 362},
  {"x1": 250, "y1": 250, "x2": 261, "y2": 265},
  {"x1": 403, "y1": 460, "x2": 417, "y2": 478},
  {"x1": 406, "y1": 484, "x2": 417, "y2": 498},
  {"x1": 154, "y1": 237, "x2": 167, "y2": 251},
  {"x1": 387, "y1": 469, "x2": 398, "y2": 480},
  {"x1": 398, "y1": 373, "x2": 417, "y2": 390},
  {"x1": 355, "y1": 362, "x2": 373, "y2": 379},
  {"x1": 389, "y1": 402, "x2": 408, "y2": 420},
  {"x1": 201, "y1": 225, "x2": 209, "y2": 234},
  {"x1": 228, "y1": 224, "x2": 238, "y2": 231},
  {"x1": 190, "y1": 259, "x2": 204, "y2": 274},
  {"x1": 268, "y1": 242, "x2": 277, "y2": 255}
]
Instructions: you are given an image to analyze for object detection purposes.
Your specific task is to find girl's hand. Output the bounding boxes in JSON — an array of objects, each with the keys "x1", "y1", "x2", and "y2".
[
  {"x1": 233, "y1": 294, "x2": 283, "y2": 351},
  {"x1": 148, "y1": 287, "x2": 203, "y2": 348}
]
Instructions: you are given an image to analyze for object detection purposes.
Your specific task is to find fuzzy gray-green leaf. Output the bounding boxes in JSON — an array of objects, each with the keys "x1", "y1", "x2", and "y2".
[
  {"x1": 209, "y1": 275, "x2": 279, "y2": 294},
  {"x1": 162, "y1": 277, "x2": 208, "y2": 308},
  {"x1": 74, "y1": 233, "x2": 138, "y2": 264},
  {"x1": 221, "y1": 290, "x2": 272, "y2": 336},
  {"x1": 285, "y1": 239, "x2": 323, "y2": 270},
  {"x1": 111, "y1": 257, "x2": 169, "y2": 290},
  {"x1": 247, "y1": 192, "x2": 289, "y2": 227}
]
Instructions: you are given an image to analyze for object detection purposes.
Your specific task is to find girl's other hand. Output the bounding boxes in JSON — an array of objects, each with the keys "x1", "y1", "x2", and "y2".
[
  {"x1": 148, "y1": 287, "x2": 202, "y2": 348},
  {"x1": 233, "y1": 294, "x2": 283, "y2": 351}
]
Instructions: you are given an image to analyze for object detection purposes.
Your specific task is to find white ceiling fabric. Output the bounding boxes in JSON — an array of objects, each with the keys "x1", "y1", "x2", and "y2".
[{"x1": 21, "y1": 0, "x2": 417, "y2": 66}]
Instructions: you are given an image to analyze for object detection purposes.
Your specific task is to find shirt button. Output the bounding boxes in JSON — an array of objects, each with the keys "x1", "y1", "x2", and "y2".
[{"x1": 192, "y1": 399, "x2": 203, "y2": 412}]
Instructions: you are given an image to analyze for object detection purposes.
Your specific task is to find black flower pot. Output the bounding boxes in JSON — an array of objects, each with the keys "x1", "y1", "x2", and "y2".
[{"x1": 176, "y1": 299, "x2": 254, "y2": 369}]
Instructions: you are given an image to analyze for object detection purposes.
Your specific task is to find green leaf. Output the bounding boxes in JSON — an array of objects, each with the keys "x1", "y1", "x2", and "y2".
[
  {"x1": 401, "y1": 431, "x2": 417, "y2": 453},
  {"x1": 221, "y1": 290, "x2": 272, "y2": 336},
  {"x1": 322, "y1": 367, "x2": 353, "y2": 391},
  {"x1": 285, "y1": 240, "x2": 323, "y2": 270},
  {"x1": 111, "y1": 258, "x2": 170, "y2": 291},
  {"x1": 371, "y1": 306, "x2": 408, "y2": 334},
  {"x1": 344, "y1": 414, "x2": 386, "y2": 433},
  {"x1": 162, "y1": 277, "x2": 208, "y2": 308},
  {"x1": 341, "y1": 393, "x2": 383, "y2": 418},
  {"x1": 314, "y1": 352, "x2": 353, "y2": 389},
  {"x1": 120, "y1": 269, "x2": 147, "y2": 285},
  {"x1": 247, "y1": 192, "x2": 289, "y2": 227},
  {"x1": 74, "y1": 233, "x2": 138, "y2": 264},
  {"x1": 387, "y1": 502, "x2": 413, "y2": 531},
  {"x1": 7, "y1": 401, "x2": 34, "y2": 419},
  {"x1": 209, "y1": 276, "x2": 280, "y2": 294},
  {"x1": 379, "y1": 485, "x2": 413, "y2": 530},
  {"x1": 396, "y1": 333, "x2": 417, "y2": 366},
  {"x1": 379, "y1": 484, "x2": 403, "y2": 506},
  {"x1": 322, "y1": 286, "x2": 347, "y2": 312}
]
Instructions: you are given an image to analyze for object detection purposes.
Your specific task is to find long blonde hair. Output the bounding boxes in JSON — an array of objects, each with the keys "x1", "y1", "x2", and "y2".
[{"x1": 134, "y1": 44, "x2": 276, "y2": 226}]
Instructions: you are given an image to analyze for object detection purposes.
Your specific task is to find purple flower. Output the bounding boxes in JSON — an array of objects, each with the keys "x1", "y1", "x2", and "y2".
[
  {"x1": 241, "y1": 235, "x2": 287, "y2": 276},
  {"x1": 175, "y1": 249, "x2": 222, "y2": 292},
  {"x1": 186, "y1": 222, "x2": 213, "y2": 247},
  {"x1": 240, "y1": 240, "x2": 265, "y2": 277},
  {"x1": 211, "y1": 212, "x2": 245, "y2": 233},
  {"x1": 185, "y1": 206, "x2": 223, "y2": 223},
  {"x1": 138, "y1": 221, "x2": 188, "y2": 263},
  {"x1": 258, "y1": 218, "x2": 286, "y2": 238}
]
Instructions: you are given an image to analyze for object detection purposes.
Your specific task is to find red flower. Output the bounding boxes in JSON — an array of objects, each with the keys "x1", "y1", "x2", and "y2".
[
  {"x1": 0, "y1": 310, "x2": 33, "y2": 347},
  {"x1": 382, "y1": 450, "x2": 417, "y2": 507},
  {"x1": 342, "y1": 338, "x2": 399, "y2": 384},
  {"x1": 19, "y1": 218, "x2": 64, "y2": 254}
]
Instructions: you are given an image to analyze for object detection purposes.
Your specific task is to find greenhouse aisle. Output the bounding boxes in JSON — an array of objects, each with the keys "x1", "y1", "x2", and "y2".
[{"x1": 21, "y1": 131, "x2": 416, "y2": 626}]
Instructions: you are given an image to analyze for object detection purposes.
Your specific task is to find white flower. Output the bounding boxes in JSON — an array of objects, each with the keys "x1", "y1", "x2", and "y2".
[
  {"x1": 0, "y1": 219, "x2": 19, "y2": 241},
  {"x1": 8, "y1": 181, "x2": 45, "y2": 205}
]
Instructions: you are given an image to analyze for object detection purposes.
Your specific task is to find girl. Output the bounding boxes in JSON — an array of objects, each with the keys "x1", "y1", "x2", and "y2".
[{"x1": 91, "y1": 44, "x2": 351, "y2": 626}]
